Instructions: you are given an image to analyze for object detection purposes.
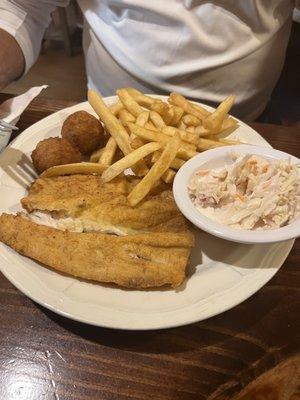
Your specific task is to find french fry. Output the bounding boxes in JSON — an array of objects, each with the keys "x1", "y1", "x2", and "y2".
[
  {"x1": 149, "y1": 111, "x2": 166, "y2": 129},
  {"x1": 131, "y1": 137, "x2": 145, "y2": 149},
  {"x1": 127, "y1": 122, "x2": 171, "y2": 145},
  {"x1": 169, "y1": 92, "x2": 207, "y2": 121},
  {"x1": 117, "y1": 88, "x2": 144, "y2": 117},
  {"x1": 151, "y1": 151, "x2": 161, "y2": 163},
  {"x1": 178, "y1": 120, "x2": 187, "y2": 130},
  {"x1": 127, "y1": 123, "x2": 196, "y2": 151},
  {"x1": 191, "y1": 102, "x2": 210, "y2": 118},
  {"x1": 162, "y1": 126, "x2": 198, "y2": 145},
  {"x1": 186, "y1": 126, "x2": 195, "y2": 133},
  {"x1": 136, "y1": 111, "x2": 149, "y2": 127},
  {"x1": 90, "y1": 147, "x2": 105, "y2": 163},
  {"x1": 109, "y1": 101, "x2": 124, "y2": 116},
  {"x1": 130, "y1": 111, "x2": 149, "y2": 146},
  {"x1": 176, "y1": 147, "x2": 198, "y2": 160},
  {"x1": 128, "y1": 111, "x2": 148, "y2": 144},
  {"x1": 222, "y1": 117, "x2": 237, "y2": 129},
  {"x1": 211, "y1": 127, "x2": 238, "y2": 139},
  {"x1": 203, "y1": 135, "x2": 242, "y2": 146},
  {"x1": 171, "y1": 158, "x2": 185, "y2": 169},
  {"x1": 145, "y1": 122, "x2": 158, "y2": 130},
  {"x1": 218, "y1": 117, "x2": 238, "y2": 135},
  {"x1": 197, "y1": 138, "x2": 225, "y2": 151},
  {"x1": 150, "y1": 100, "x2": 168, "y2": 116},
  {"x1": 125, "y1": 87, "x2": 155, "y2": 107},
  {"x1": 170, "y1": 105, "x2": 184, "y2": 126},
  {"x1": 151, "y1": 151, "x2": 185, "y2": 170},
  {"x1": 203, "y1": 95, "x2": 235, "y2": 131},
  {"x1": 218, "y1": 138, "x2": 242, "y2": 145},
  {"x1": 194, "y1": 125, "x2": 211, "y2": 137},
  {"x1": 125, "y1": 132, "x2": 149, "y2": 176},
  {"x1": 134, "y1": 163, "x2": 149, "y2": 177},
  {"x1": 199, "y1": 117, "x2": 238, "y2": 138},
  {"x1": 41, "y1": 163, "x2": 107, "y2": 178},
  {"x1": 119, "y1": 109, "x2": 136, "y2": 125},
  {"x1": 98, "y1": 136, "x2": 118, "y2": 166},
  {"x1": 129, "y1": 116, "x2": 150, "y2": 177},
  {"x1": 88, "y1": 90, "x2": 132, "y2": 155},
  {"x1": 127, "y1": 123, "x2": 197, "y2": 160},
  {"x1": 161, "y1": 169, "x2": 176, "y2": 184},
  {"x1": 162, "y1": 107, "x2": 174, "y2": 125},
  {"x1": 182, "y1": 114, "x2": 201, "y2": 127},
  {"x1": 150, "y1": 101, "x2": 174, "y2": 125},
  {"x1": 102, "y1": 142, "x2": 161, "y2": 182},
  {"x1": 127, "y1": 134, "x2": 181, "y2": 206}
]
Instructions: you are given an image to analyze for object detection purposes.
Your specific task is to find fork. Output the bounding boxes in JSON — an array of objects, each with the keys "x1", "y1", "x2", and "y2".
[{"x1": 0, "y1": 118, "x2": 18, "y2": 132}]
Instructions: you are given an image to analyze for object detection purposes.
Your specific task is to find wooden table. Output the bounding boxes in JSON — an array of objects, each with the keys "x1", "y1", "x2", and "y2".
[{"x1": 0, "y1": 95, "x2": 299, "y2": 400}]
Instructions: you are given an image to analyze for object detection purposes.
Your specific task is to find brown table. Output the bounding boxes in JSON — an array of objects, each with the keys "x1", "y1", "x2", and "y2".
[{"x1": 0, "y1": 95, "x2": 299, "y2": 400}]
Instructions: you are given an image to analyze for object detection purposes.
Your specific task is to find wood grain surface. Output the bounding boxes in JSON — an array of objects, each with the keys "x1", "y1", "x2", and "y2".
[{"x1": 0, "y1": 94, "x2": 299, "y2": 400}]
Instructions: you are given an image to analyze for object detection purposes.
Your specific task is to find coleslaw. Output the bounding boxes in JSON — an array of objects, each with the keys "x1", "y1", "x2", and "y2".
[{"x1": 188, "y1": 154, "x2": 300, "y2": 230}]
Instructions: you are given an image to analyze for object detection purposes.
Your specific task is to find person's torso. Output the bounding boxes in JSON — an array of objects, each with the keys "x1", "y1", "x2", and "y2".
[{"x1": 78, "y1": 0, "x2": 294, "y2": 119}]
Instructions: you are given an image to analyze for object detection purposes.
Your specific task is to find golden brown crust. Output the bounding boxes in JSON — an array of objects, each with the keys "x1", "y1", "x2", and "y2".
[
  {"x1": 61, "y1": 111, "x2": 105, "y2": 155},
  {"x1": 21, "y1": 175, "x2": 192, "y2": 234},
  {"x1": 31, "y1": 137, "x2": 82, "y2": 174},
  {"x1": 0, "y1": 214, "x2": 194, "y2": 288}
]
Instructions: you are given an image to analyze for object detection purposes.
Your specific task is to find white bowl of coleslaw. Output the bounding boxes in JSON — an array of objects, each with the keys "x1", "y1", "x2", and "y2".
[{"x1": 173, "y1": 145, "x2": 300, "y2": 244}]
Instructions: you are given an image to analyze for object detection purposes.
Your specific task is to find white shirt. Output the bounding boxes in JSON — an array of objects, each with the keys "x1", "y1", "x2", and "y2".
[{"x1": 0, "y1": 0, "x2": 294, "y2": 120}]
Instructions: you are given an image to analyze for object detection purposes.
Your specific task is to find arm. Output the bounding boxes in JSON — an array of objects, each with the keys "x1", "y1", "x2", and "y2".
[
  {"x1": 0, "y1": 0, "x2": 69, "y2": 90},
  {"x1": 0, "y1": 29, "x2": 24, "y2": 90}
]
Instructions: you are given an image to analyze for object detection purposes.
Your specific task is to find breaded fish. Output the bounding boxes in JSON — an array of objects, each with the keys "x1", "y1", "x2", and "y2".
[
  {"x1": 1, "y1": 175, "x2": 195, "y2": 289},
  {"x1": 0, "y1": 214, "x2": 194, "y2": 288},
  {"x1": 21, "y1": 175, "x2": 189, "y2": 235}
]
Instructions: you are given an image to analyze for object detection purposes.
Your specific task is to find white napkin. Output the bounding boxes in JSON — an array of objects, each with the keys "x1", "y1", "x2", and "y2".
[{"x1": 0, "y1": 85, "x2": 48, "y2": 151}]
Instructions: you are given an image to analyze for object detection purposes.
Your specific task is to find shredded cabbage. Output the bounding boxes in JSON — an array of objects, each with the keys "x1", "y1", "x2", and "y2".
[{"x1": 188, "y1": 154, "x2": 300, "y2": 230}]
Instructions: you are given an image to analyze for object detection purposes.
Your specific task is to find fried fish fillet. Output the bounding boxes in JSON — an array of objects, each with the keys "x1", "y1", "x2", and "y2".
[
  {"x1": 1, "y1": 175, "x2": 195, "y2": 288},
  {"x1": 0, "y1": 214, "x2": 194, "y2": 288},
  {"x1": 21, "y1": 175, "x2": 188, "y2": 235}
]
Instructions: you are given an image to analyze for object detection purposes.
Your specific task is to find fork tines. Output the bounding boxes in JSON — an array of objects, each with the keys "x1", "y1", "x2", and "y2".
[{"x1": 0, "y1": 119, "x2": 18, "y2": 131}]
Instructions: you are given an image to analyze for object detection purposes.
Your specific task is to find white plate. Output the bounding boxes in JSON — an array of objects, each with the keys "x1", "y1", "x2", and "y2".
[{"x1": 0, "y1": 96, "x2": 294, "y2": 330}]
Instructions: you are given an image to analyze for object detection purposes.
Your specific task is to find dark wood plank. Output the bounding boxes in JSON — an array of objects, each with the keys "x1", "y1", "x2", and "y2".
[
  {"x1": 251, "y1": 122, "x2": 300, "y2": 158},
  {"x1": 0, "y1": 94, "x2": 299, "y2": 400}
]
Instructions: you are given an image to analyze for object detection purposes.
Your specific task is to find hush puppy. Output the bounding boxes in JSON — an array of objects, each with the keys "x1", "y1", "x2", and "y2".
[
  {"x1": 61, "y1": 111, "x2": 104, "y2": 155},
  {"x1": 31, "y1": 137, "x2": 82, "y2": 174}
]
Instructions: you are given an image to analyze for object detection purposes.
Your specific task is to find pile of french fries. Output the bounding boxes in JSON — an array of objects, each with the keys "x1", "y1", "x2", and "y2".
[
  {"x1": 88, "y1": 88, "x2": 239, "y2": 206},
  {"x1": 42, "y1": 88, "x2": 239, "y2": 206}
]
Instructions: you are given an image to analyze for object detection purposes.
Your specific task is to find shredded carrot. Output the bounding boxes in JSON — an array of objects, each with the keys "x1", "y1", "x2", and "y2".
[
  {"x1": 196, "y1": 170, "x2": 209, "y2": 176},
  {"x1": 262, "y1": 165, "x2": 269, "y2": 173},
  {"x1": 235, "y1": 193, "x2": 245, "y2": 202}
]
